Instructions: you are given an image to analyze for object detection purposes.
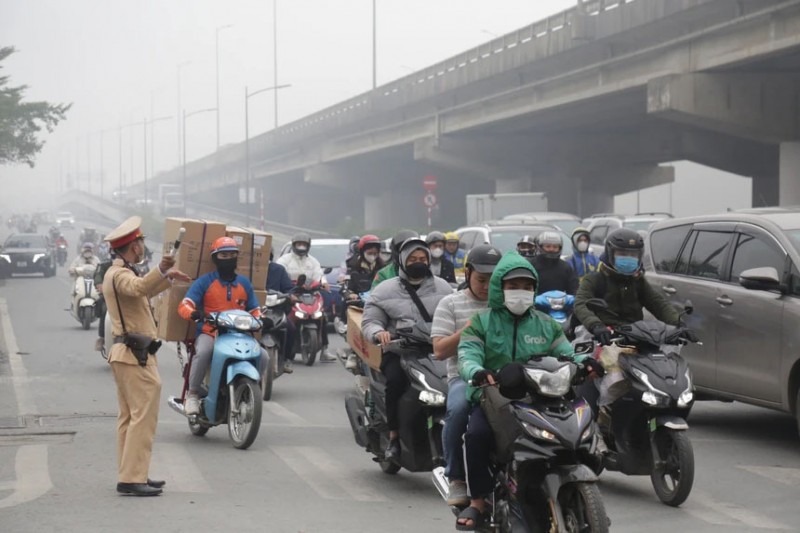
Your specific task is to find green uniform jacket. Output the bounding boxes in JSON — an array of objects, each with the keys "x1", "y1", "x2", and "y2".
[
  {"x1": 573, "y1": 262, "x2": 681, "y2": 331},
  {"x1": 458, "y1": 252, "x2": 585, "y2": 403},
  {"x1": 371, "y1": 262, "x2": 398, "y2": 289}
]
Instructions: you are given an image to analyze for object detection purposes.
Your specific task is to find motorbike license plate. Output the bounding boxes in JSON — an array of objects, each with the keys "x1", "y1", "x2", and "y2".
[{"x1": 16, "y1": 261, "x2": 27, "y2": 267}]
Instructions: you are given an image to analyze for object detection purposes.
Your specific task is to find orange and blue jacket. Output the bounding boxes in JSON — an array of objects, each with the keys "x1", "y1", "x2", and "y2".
[{"x1": 178, "y1": 272, "x2": 261, "y2": 336}]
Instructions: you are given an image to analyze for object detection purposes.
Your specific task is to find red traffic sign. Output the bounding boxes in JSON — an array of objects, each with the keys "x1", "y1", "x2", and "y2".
[
  {"x1": 423, "y1": 175, "x2": 438, "y2": 191},
  {"x1": 423, "y1": 192, "x2": 437, "y2": 208}
]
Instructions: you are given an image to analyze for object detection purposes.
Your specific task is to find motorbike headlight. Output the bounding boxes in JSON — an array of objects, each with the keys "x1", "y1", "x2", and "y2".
[
  {"x1": 32, "y1": 253, "x2": 45, "y2": 262},
  {"x1": 525, "y1": 365, "x2": 573, "y2": 397},
  {"x1": 522, "y1": 421, "x2": 557, "y2": 442},
  {"x1": 233, "y1": 315, "x2": 259, "y2": 331},
  {"x1": 215, "y1": 314, "x2": 234, "y2": 328},
  {"x1": 294, "y1": 310, "x2": 306, "y2": 319},
  {"x1": 312, "y1": 311, "x2": 323, "y2": 319},
  {"x1": 0, "y1": 254, "x2": 10, "y2": 262},
  {"x1": 419, "y1": 390, "x2": 446, "y2": 406},
  {"x1": 631, "y1": 367, "x2": 668, "y2": 398},
  {"x1": 642, "y1": 391, "x2": 659, "y2": 406},
  {"x1": 547, "y1": 296, "x2": 565, "y2": 311},
  {"x1": 678, "y1": 390, "x2": 694, "y2": 408}
]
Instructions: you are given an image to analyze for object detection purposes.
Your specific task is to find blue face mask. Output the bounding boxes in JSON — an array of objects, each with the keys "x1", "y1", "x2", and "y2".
[{"x1": 614, "y1": 256, "x2": 640, "y2": 274}]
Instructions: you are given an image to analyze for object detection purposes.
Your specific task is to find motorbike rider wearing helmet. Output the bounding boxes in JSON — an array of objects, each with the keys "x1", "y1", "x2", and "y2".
[
  {"x1": 362, "y1": 238, "x2": 453, "y2": 462},
  {"x1": 268, "y1": 247, "x2": 296, "y2": 374},
  {"x1": 527, "y1": 231, "x2": 579, "y2": 295},
  {"x1": 566, "y1": 227, "x2": 600, "y2": 281},
  {"x1": 345, "y1": 234, "x2": 384, "y2": 298},
  {"x1": 78, "y1": 226, "x2": 98, "y2": 251},
  {"x1": 443, "y1": 232, "x2": 466, "y2": 277},
  {"x1": 178, "y1": 237, "x2": 267, "y2": 416},
  {"x1": 456, "y1": 253, "x2": 599, "y2": 529},
  {"x1": 515, "y1": 234, "x2": 536, "y2": 259},
  {"x1": 371, "y1": 229, "x2": 419, "y2": 289},
  {"x1": 425, "y1": 231, "x2": 456, "y2": 284},
  {"x1": 69, "y1": 242, "x2": 101, "y2": 278},
  {"x1": 431, "y1": 244, "x2": 502, "y2": 507}
]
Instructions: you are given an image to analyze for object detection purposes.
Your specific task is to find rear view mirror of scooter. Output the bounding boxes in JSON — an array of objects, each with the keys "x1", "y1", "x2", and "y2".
[
  {"x1": 296, "y1": 273, "x2": 307, "y2": 288},
  {"x1": 683, "y1": 300, "x2": 694, "y2": 316}
]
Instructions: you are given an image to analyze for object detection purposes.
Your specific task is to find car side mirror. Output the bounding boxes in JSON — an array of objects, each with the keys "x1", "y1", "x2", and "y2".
[
  {"x1": 585, "y1": 298, "x2": 609, "y2": 313},
  {"x1": 739, "y1": 267, "x2": 784, "y2": 292}
]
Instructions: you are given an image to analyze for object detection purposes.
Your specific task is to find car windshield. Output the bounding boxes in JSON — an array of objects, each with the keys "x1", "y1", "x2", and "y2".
[
  {"x1": 56, "y1": 212, "x2": 72, "y2": 218},
  {"x1": 489, "y1": 229, "x2": 571, "y2": 253},
  {"x1": 5, "y1": 235, "x2": 47, "y2": 248},
  {"x1": 549, "y1": 219, "x2": 582, "y2": 235},
  {"x1": 624, "y1": 220, "x2": 657, "y2": 232},
  {"x1": 310, "y1": 243, "x2": 350, "y2": 268},
  {"x1": 784, "y1": 229, "x2": 800, "y2": 253}
]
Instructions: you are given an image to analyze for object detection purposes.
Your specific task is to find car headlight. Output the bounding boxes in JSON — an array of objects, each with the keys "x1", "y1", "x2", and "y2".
[
  {"x1": 547, "y1": 296, "x2": 565, "y2": 311},
  {"x1": 294, "y1": 310, "x2": 306, "y2": 319},
  {"x1": 0, "y1": 254, "x2": 10, "y2": 262},
  {"x1": 312, "y1": 311, "x2": 323, "y2": 319},
  {"x1": 525, "y1": 365, "x2": 573, "y2": 397},
  {"x1": 32, "y1": 253, "x2": 45, "y2": 262},
  {"x1": 522, "y1": 421, "x2": 557, "y2": 442}
]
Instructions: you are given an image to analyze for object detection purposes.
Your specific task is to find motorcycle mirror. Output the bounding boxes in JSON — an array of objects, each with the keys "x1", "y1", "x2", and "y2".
[
  {"x1": 683, "y1": 300, "x2": 694, "y2": 316},
  {"x1": 296, "y1": 274, "x2": 307, "y2": 287},
  {"x1": 585, "y1": 298, "x2": 609, "y2": 313},
  {"x1": 323, "y1": 267, "x2": 333, "y2": 274}
]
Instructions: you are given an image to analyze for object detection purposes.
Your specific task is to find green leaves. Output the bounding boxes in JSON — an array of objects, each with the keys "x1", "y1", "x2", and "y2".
[{"x1": 0, "y1": 46, "x2": 71, "y2": 167}]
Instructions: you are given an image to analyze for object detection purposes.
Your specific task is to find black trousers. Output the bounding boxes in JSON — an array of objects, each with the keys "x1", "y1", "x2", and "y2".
[
  {"x1": 464, "y1": 405, "x2": 494, "y2": 498},
  {"x1": 97, "y1": 298, "x2": 107, "y2": 337},
  {"x1": 380, "y1": 352, "x2": 409, "y2": 432}
]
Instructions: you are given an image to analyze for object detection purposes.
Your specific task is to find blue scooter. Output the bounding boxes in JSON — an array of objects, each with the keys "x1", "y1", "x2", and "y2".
[
  {"x1": 535, "y1": 290, "x2": 575, "y2": 336},
  {"x1": 168, "y1": 309, "x2": 265, "y2": 450}
]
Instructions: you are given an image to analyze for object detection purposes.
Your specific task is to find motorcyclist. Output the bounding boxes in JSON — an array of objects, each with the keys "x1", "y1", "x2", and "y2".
[
  {"x1": 69, "y1": 242, "x2": 101, "y2": 277},
  {"x1": 455, "y1": 252, "x2": 599, "y2": 529},
  {"x1": 177, "y1": 237, "x2": 267, "y2": 416},
  {"x1": 344, "y1": 234, "x2": 384, "y2": 298},
  {"x1": 362, "y1": 238, "x2": 453, "y2": 462},
  {"x1": 48, "y1": 226, "x2": 61, "y2": 243},
  {"x1": 431, "y1": 244, "x2": 502, "y2": 507},
  {"x1": 443, "y1": 232, "x2": 466, "y2": 277},
  {"x1": 276, "y1": 233, "x2": 334, "y2": 361},
  {"x1": 566, "y1": 227, "x2": 600, "y2": 281},
  {"x1": 267, "y1": 247, "x2": 296, "y2": 374},
  {"x1": 528, "y1": 231, "x2": 579, "y2": 295},
  {"x1": 425, "y1": 231, "x2": 456, "y2": 284},
  {"x1": 78, "y1": 227, "x2": 99, "y2": 252},
  {"x1": 515, "y1": 234, "x2": 536, "y2": 260},
  {"x1": 371, "y1": 229, "x2": 419, "y2": 289}
]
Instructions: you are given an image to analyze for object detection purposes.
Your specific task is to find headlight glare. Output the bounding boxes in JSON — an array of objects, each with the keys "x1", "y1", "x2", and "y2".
[
  {"x1": 525, "y1": 365, "x2": 573, "y2": 397},
  {"x1": 678, "y1": 391, "x2": 694, "y2": 407},
  {"x1": 32, "y1": 253, "x2": 45, "y2": 262},
  {"x1": 0, "y1": 254, "x2": 10, "y2": 262},
  {"x1": 522, "y1": 421, "x2": 557, "y2": 442}
]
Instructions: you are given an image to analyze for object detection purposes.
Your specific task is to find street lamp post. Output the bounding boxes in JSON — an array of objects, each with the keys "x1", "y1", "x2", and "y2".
[
  {"x1": 182, "y1": 107, "x2": 217, "y2": 205},
  {"x1": 244, "y1": 84, "x2": 291, "y2": 226},
  {"x1": 273, "y1": 1, "x2": 279, "y2": 128},
  {"x1": 216, "y1": 24, "x2": 233, "y2": 150},
  {"x1": 372, "y1": 0, "x2": 377, "y2": 89},
  {"x1": 176, "y1": 61, "x2": 191, "y2": 166}
]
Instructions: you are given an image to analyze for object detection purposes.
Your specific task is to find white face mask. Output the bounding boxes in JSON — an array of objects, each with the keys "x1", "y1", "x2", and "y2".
[
  {"x1": 430, "y1": 248, "x2": 444, "y2": 259},
  {"x1": 364, "y1": 253, "x2": 378, "y2": 264},
  {"x1": 82, "y1": 251, "x2": 93, "y2": 259},
  {"x1": 576, "y1": 241, "x2": 589, "y2": 253},
  {"x1": 504, "y1": 289, "x2": 534, "y2": 315}
]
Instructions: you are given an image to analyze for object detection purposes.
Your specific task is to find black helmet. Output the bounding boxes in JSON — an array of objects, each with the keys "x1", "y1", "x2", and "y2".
[
  {"x1": 425, "y1": 231, "x2": 446, "y2": 246},
  {"x1": 348, "y1": 235, "x2": 360, "y2": 254},
  {"x1": 516, "y1": 235, "x2": 536, "y2": 258},
  {"x1": 604, "y1": 228, "x2": 644, "y2": 273},
  {"x1": 465, "y1": 244, "x2": 502, "y2": 274},
  {"x1": 291, "y1": 232, "x2": 311, "y2": 256}
]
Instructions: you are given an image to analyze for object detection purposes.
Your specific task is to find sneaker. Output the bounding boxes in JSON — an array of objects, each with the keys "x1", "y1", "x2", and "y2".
[
  {"x1": 345, "y1": 353, "x2": 358, "y2": 371},
  {"x1": 447, "y1": 479, "x2": 470, "y2": 507},
  {"x1": 282, "y1": 361, "x2": 294, "y2": 374},
  {"x1": 95, "y1": 337, "x2": 104, "y2": 352},
  {"x1": 184, "y1": 394, "x2": 200, "y2": 416},
  {"x1": 333, "y1": 316, "x2": 347, "y2": 335},
  {"x1": 320, "y1": 347, "x2": 337, "y2": 362}
]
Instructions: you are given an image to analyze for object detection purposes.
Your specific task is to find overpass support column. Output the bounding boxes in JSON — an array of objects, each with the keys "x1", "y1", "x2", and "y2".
[
  {"x1": 752, "y1": 175, "x2": 779, "y2": 208},
  {"x1": 779, "y1": 142, "x2": 800, "y2": 206},
  {"x1": 365, "y1": 189, "x2": 423, "y2": 231}
]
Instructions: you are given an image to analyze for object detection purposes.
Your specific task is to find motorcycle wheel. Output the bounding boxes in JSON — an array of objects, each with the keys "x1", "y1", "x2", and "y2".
[
  {"x1": 379, "y1": 458, "x2": 401, "y2": 475},
  {"x1": 188, "y1": 418, "x2": 209, "y2": 436},
  {"x1": 302, "y1": 327, "x2": 318, "y2": 367},
  {"x1": 650, "y1": 428, "x2": 694, "y2": 507},
  {"x1": 81, "y1": 309, "x2": 92, "y2": 330},
  {"x1": 558, "y1": 482, "x2": 609, "y2": 533},
  {"x1": 228, "y1": 377, "x2": 263, "y2": 450},
  {"x1": 262, "y1": 348, "x2": 276, "y2": 401}
]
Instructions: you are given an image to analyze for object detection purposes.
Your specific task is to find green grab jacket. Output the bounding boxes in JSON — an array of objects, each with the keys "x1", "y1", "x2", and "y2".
[{"x1": 371, "y1": 262, "x2": 398, "y2": 290}]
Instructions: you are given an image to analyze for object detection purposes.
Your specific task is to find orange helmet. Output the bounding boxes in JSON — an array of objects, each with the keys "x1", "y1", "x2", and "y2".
[{"x1": 210, "y1": 236, "x2": 238, "y2": 256}]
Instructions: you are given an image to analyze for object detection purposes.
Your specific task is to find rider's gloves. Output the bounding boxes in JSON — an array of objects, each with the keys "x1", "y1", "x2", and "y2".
[
  {"x1": 190, "y1": 310, "x2": 203, "y2": 321},
  {"x1": 582, "y1": 357, "x2": 606, "y2": 377},
  {"x1": 591, "y1": 325, "x2": 612, "y2": 346},
  {"x1": 680, "y1": 327, "x2": 700, "y2": 343},
  {"x1": 472, "y1": 369, "x2": 497, "y2": 387}
]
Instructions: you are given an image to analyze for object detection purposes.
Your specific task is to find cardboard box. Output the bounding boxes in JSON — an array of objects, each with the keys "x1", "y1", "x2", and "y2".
[
  {"x1": 163, "y1": 218, "x2": 226, "y2": 280},
  {"x1": 346, "y1": 307, "x2": 383, "y2": 371},
  {"x1": 226, "y1": 226, "x2": 273, "y2": 290},
  {"x1": 154, "y1": 282, "x2": 197, "y2": 342}
]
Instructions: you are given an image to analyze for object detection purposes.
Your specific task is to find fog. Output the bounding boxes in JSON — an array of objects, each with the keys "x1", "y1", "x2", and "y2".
[{"x1": 0, "y1": 0, "x2": 751, "y2": 218}]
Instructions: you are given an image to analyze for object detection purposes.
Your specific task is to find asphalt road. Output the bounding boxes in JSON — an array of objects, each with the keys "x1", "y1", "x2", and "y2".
[{"x1": 1, "y1": 224, "x2": 799, "y2": 532}]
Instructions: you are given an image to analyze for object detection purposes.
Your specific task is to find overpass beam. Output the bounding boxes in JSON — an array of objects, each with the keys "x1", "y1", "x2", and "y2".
[
  {"x1": 648, "y1": 73, "x2": 800, "y2": 143},
  {"x1": 413, "y1": 137, "x2": 529, "y2": 183},
  {"x1": 303, "y1": 163, "x2": 352, "y2": 190}
]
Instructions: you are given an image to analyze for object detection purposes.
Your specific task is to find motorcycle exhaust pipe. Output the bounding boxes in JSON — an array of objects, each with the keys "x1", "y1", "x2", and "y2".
[
  {"x1": 167, "y1": 396, "x2": 185, "y2": 416},
  {"x1": 431, "y1": 466, "x2": 450, "y2": 502}
]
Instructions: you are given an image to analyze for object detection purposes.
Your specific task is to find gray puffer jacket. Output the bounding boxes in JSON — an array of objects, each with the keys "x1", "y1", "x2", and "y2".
[{"x1": 362, "y1": 242, "x2": 453, "y2": 343}]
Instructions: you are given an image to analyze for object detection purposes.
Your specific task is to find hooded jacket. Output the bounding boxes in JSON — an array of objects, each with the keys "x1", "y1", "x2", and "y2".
[
  {"x1": 362, "y1": 242, "x2": 453, "y2": 344},
  {"x1": 458, "y1": 252, "x2": 583, "y2": 403}
]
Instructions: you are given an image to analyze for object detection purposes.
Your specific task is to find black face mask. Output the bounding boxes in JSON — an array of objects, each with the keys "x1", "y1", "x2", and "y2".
[
  {"x1": 405, "y1": 262, "x2": 431, "y2": 281},
  {"x1": 213, "y1": 257, "x2": 238, "y2": 279}
]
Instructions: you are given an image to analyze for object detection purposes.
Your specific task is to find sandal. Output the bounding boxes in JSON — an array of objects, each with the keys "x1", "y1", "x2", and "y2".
[{"x1": 455, "y1": 505, "x2": 488, "y2": 531}]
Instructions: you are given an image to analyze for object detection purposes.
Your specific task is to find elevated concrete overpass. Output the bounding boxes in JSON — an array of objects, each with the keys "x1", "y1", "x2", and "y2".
[{"x1": 140, "y1": 0, "x2": 800, "y2": 230}]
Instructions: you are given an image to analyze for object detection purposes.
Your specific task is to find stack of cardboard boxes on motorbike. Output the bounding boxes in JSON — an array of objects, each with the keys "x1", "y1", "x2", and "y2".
[{"x1": 154, "y1": 218, "x2": 272, "y2": 342}]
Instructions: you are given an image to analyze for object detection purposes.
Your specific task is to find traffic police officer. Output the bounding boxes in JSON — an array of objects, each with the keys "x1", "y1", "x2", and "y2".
[{"x1": 104, "y1": 216, "x2": 190, "y2": 496}]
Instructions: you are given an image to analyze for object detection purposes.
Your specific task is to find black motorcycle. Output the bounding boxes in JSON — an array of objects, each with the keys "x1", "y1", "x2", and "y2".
[
  {"x1": 344, "y1": 325, "x2": 447, "y2": 475},
  {"x1": 260, "y1": 290, "x2": 290, "y2": 401},
  {"x1": 436, "y1": 357, "x2": 609, "y2": 533},
  {"x1": 580, "y1": 299, "x2": 697, "y2": 507},
  {"x1": 56, "y1": 243, "x2": 68, "y2": 267}
]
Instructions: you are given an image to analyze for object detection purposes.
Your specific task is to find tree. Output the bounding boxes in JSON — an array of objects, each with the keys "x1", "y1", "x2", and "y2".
[{"x1": 0, "y1": 46, "x2": 71, "y2": 168}]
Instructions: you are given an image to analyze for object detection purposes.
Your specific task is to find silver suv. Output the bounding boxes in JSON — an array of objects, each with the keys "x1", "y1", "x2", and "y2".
[
  {"x1": 587, "y1": 212, "x2": 673, "y2": 255},
  {"x1": 643, "y1": 207, "x2": 800, "y2": 433},
  {"x1": 455, "y1": 221, "x2": 571, "y2": 255}
]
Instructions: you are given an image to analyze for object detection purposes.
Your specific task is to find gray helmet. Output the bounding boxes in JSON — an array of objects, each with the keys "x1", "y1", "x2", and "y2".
[
  {"x1": 291, "y1": 232, "x2": 311, "y2": 256},
  {"x1": 390, "y1": 229, "x2": 419, "y2": 264},
  {"x1": 536, "y1": 231, "x2": 563, "y2": 259},
  {"x1": 425, "y1": 231, "x2": 446, "y2": 246}
]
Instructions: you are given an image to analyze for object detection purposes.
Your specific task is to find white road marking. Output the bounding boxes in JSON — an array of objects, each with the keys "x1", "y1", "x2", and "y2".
[
  {"x1": 690, "y1": 492, "x2": 792, "y2": 530},
  {"x1": 272, "y1": 445, "x2": 388, "y2": 502},
  {"x1": 263, "y1": 401, "x2": 310, "y2": 426},
  {"x1": 738, "y1": 465, "x2": 800, "y2": 487},
  {"x1": 0, "y1": 445, "x2": 53, "y2": 509},
  {"x1": 0, "y1": 297, "x2": 36, "y2": 417},
  {"x1": 149, "y1": 442, "x2": 212, "y2": 493}
]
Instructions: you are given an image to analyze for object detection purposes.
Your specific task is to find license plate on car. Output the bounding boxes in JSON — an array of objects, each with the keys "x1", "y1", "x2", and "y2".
[{"x1": 16, "y1": 261, "x2": 27, "y2": 267}]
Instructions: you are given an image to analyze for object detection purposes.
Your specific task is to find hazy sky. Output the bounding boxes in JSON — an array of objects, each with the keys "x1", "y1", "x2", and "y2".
[{"x1": 0, "y1": 0, "x2": 751, "y2": 215}]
